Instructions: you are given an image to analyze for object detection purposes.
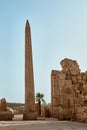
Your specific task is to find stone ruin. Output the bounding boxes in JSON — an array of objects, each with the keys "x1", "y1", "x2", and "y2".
[
  {"x1": 51, "y1": 58, "x2": 87, "y2": 122},
  {"x1": 0, "y1": 98, "x2": 13, "y2": 120},
  {"x1": 0, "y1": 98, "x2": 7, "y2": 111}
]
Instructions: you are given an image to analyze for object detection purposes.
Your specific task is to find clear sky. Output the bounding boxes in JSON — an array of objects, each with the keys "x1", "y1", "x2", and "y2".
[{"x1": 0, "y1": 0, "x2": 87, "y2": 103}]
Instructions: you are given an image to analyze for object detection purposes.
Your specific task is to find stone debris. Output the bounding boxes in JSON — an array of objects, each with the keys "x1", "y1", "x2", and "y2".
[
  {"x1": 51, "y1": 58, "x2": 87, "y2": 122},
  {"x1": 0, "y1": 98, "x2": 13, "y2": 120}
]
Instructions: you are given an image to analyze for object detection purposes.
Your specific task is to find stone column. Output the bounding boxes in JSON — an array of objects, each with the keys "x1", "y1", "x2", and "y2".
[{"x1": 23, "y1": 20, "x2": 37, "y2": 120}]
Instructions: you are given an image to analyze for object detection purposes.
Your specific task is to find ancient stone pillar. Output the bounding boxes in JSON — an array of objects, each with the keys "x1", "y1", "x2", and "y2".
[{"x1": 23, "y1": 20, "x2": 37, "y2": 120}]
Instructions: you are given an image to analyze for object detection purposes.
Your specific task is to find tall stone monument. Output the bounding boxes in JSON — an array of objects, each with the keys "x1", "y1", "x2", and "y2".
[{"x1": 23, "y1": 20, "x2": 37, "y2": 120}]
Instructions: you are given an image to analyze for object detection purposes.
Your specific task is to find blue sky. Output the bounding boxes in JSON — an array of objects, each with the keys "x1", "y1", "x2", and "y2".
[{"x1": 0, "y1": 0, "x2": 87, "y2": 103}]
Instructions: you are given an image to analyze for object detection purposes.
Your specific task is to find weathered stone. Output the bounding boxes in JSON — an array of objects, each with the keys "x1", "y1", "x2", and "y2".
[
  {"x1": 23, "y1": 20, "x2": 37, "y2": 120},
  {"x1": 0, "y1": 98, "x2": 13, "y2": 120},
  {"x1": 0, "y1": 98, "x2": 7, "y2": 111},
  {"x1": 76, "y1": 107, "x2": 87, "y2": 122},
  {"x1": 51, "y1": 58, "x2": 87, "y2": 122},
  {"x1": 60, "y1": 58, "x2": 80, "y2": 75}
]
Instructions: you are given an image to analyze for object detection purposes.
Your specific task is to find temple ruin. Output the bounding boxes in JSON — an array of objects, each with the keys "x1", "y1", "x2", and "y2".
[
  {"x1": 51, "y1": 58, "x2": 87, "y2": 122},
  {"x1": 0, "y1": 98, "x2": 13, "y2": 120}
]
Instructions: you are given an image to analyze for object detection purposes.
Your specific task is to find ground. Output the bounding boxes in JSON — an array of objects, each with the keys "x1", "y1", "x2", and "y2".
[{"x1": 0, "y1": 115, "x2": 87, "y2": 130}]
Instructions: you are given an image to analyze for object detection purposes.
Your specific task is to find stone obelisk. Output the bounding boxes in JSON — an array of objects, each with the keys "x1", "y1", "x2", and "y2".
[{"x1": 23, "y1": 20, "x2": 37, "y2": 120}]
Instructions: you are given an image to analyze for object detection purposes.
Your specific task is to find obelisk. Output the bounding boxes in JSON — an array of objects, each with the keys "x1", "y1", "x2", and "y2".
[{"x1": 23, "y1": 20, "x2": 37, "y2": 120}]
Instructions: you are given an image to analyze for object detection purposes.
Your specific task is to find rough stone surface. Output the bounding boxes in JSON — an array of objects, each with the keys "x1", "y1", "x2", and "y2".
[
  {"x1": 0, "y1": 98, "x2": 7, "y2": 111},
  {"x1": 51, "y1": 58, "x2": 87, "y2": 122},
  {"x1": 23, "y1": 20, "x2": 37, "y2": 120},
  {"x1": 0, "y1": 111, "x2": 13, "y2": 121},
  {"x1": 0, "y1": 98, "x2": 13, "y2": 120}
]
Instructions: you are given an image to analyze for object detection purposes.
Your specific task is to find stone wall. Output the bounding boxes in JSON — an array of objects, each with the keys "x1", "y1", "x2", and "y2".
[{"x1": 51, "y1": 58, "x2": 87, "y2": 122}]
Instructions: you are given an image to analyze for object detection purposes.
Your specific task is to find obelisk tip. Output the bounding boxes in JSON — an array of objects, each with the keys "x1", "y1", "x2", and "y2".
[{"x1": 26, "y1": 20, "x2": 30, "y2": 27}]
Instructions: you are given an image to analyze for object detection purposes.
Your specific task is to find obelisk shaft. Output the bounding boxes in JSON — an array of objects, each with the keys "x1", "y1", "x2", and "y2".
[{"x1": 23, "y1": 20, "x2": 37, "y2": 120}]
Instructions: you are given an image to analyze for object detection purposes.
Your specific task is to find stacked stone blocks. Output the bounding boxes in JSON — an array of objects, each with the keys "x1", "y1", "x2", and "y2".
[{"x1": 51, "y1": 58, "x2": 87, "y2": 122}]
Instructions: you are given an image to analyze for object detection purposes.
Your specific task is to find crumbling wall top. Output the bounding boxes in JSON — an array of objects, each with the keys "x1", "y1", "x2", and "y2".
[{"x1": 60, "y1": 58, "x2": 80, "y2": 75}]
